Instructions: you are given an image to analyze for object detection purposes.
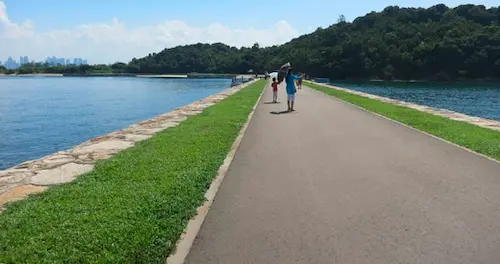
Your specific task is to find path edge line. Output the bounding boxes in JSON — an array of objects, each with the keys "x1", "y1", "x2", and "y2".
[
  {"x1": 306, "y1": 85, "x2": 500, "y2": 165},
  {"x1": 166, "y1": 80, "x2": 267, "y2": 264}
]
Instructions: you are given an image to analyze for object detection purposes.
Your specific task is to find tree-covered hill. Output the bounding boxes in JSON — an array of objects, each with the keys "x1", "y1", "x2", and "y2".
[{"x1": 130, "y1": 4, "x2": 500, "y2": 80}]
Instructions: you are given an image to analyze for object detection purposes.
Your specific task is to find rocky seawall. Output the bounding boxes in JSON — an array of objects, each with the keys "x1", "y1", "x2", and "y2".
[
  {"x1": 0, "y1": 79, "x2": 258, "y2": 211},
  {"x1": 312, "y1": 82, "x2": 500, "y2": 132},
  {"x1": 6, "y1": 73, "x2": 64, "y2": 77}
]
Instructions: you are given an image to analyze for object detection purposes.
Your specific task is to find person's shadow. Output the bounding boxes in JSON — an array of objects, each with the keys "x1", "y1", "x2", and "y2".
[
  {"x1": 270, "y1": 110, "x2": 292, "y2": 115},
  {"x1": 263, "y1": 101, "x2": 281, "y2": 104}
]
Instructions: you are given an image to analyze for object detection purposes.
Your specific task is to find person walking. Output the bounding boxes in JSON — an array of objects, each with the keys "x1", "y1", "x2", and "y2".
[
  {"x1": 285, "y1": 68, "x2": 302, "y2": 112},
  {"x1": 297, "y1": 74, "x2": 303, "y2": 89},
  {"x1": 271, "y1": 77, "x2": 279, "y2": 103}
]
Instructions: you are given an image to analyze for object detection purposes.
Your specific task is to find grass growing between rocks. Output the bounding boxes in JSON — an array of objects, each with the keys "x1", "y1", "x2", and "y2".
[
  {"x1": 306, "y1": 81, "x2": 500, "y2": 161},
  {"x1": 0, "y1": 80, "x2": 266, "y2": 263}
]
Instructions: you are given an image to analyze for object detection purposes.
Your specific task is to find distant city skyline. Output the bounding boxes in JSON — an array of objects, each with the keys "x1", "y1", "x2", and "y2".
[{"x1": 1, "y1": 55, "x2": 89, "y2": 69}]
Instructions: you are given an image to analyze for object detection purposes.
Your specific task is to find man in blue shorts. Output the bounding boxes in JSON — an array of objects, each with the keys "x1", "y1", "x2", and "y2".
[{"x1": 285, "y1": 68, "x2": 302, "y2": 112}]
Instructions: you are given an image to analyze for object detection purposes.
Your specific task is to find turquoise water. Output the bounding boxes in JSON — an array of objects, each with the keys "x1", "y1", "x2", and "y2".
[
  {"x1": 331, "y1": 81, "x2": 500, "y2": 121},
  {"x1": 0, "y1": 77, "x2": 231, "y2": 170}
]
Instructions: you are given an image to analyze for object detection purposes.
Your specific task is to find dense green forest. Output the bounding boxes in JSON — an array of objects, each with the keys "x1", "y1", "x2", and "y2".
[{"x1": 8, "y1": 4, "x2": 500, "y2": 81}]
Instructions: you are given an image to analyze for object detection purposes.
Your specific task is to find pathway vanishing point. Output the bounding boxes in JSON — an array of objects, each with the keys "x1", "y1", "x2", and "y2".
[{"x1": 184, "y1": 83, "x2": 500, "y2": 264}]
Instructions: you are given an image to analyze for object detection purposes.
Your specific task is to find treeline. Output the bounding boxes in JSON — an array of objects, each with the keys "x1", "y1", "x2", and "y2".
[
  {"x1": 295, "y1": 4, "x2": 500, "y2": 81},
  {"x1": 6, "y1": 4, "x2": 500, "y2": 81},
  {"x1": 2, "y1": 62, "x2": 135, "y2": 75},
  {"x1": 129, "y1": 4, "x2": 500, "y2": 80}
]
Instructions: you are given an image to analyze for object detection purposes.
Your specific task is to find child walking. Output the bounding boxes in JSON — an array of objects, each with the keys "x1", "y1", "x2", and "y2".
[
  {"x1": 271, "y1": 77, "x2": 279, "y2": 103},
  {"x1": 297, "y1": 75, "x2": 303, "y2": 89}
]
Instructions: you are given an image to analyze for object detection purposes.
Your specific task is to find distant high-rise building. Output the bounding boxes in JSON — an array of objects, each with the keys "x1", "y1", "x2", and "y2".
[
  {"x1": 66, "y1": 59, "x2": 71, "y2": 65},
  {"x1": 19, "y1": 56, "x2": 29, "y2": 65},
  {"x1": 83, "y1": 59, "x2": 88, "y2": 65},
  {"x1": 72, "y1": 58, "x2": 85, "y2": 66},
  {"x1": 5, "y1": 57, "x2": 19, "y2": 69},
  {"x1": 46, "y1": 56, "x2": 67, "y2": 66}
]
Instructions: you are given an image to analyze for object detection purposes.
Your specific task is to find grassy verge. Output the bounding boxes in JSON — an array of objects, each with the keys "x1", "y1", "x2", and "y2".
[
  {"x1": 0, "y1": 80, "x2": 266, "y2": 263},
  {"x1": 306, "y1": 81, "x2": 500, "y2": 161}
]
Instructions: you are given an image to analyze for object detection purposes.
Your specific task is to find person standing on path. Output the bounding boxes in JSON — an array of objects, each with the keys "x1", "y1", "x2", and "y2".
[
  {"x1": 285, "y1": 68, "x2": 302, "y2": 111},
  {"x1": 297, "y1": 74, "x2": 303, "y2": 89},
  {"x1": 271, "y1": 77, "x2": 279, "y2": 103}
]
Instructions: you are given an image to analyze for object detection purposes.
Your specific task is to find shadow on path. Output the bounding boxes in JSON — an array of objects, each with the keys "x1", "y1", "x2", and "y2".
[
  {"x1": 270, "y1": 110, "x2": 294, "y2": 115},
  {"x1": 263, "y1": 102, "x2": 282, "y2": 104}
]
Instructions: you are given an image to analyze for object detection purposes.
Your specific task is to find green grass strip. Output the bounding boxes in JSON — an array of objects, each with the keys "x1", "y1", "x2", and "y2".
[
  {"x1": 306, "y1": 81, "x2": 500, "y2": 161},
  {"x1": 0, "y1": 80, "x2": 266, "y2": 264}
]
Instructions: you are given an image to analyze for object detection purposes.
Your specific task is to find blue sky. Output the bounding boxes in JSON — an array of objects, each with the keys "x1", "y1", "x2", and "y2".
[{"x1": 1, "y1": 0, "x2": 498, "y2": 63}]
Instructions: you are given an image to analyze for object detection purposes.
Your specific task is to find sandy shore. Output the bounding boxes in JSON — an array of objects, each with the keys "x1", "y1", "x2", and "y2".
[
  {"x1": 1, "y1": 73, "x2": 64, "y2": 77},
  {"x1": 136, "y1": 74, "x2": 188, "y2": 78},
  {"x1": 14, "y1": 73, "x2": 64, "y2": 77}
]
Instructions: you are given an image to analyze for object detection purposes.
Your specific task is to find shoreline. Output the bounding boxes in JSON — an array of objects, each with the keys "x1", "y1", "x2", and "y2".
[
  {"x1": 0, "y1": 79, "x2": 258, "y2": 210},
  {"x1": 307, "y1": 81, "x2": 500, "y2": 131},
  {"x1": 0, "y1": 80, "x2": 267, "y2": 262},
  {"x1": 136, "y1": 74, "x2": 188, "y2": 78},
  {"x1": 0, "y1": 73, "x2": 265, "y2": 78},
  {"x1": 2, "y1": 74, "x2": 498, "y2": 83},
  {"x1": 1, "y1": 73, "x2": 64, "y2": 77},
  {"x1": 312, "y1": 78, "x2": 500, "y2": 84}
]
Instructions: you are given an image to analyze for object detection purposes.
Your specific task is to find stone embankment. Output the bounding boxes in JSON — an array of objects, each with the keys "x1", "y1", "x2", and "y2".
[
  {"x1": 11, "y1": 73, "x2": 64, "y2": 77},
  {"x1": 0, "y1": 79, "x2": 257, "y2": 211},
  {"x1": 312, "y1": 82, "x2": 500, "y2": 131},
  {"x1": 136, "y1": 74, "x2": 188, "y2": 78}
]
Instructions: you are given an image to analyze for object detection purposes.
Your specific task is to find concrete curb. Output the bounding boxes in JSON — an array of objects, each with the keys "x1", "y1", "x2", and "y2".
[
  {"x1": 306, "y1": 84, "x2": 500, "y2": 165},
  {"x1": 166, "y1": 80, "x2": 268, "y2": 264}
]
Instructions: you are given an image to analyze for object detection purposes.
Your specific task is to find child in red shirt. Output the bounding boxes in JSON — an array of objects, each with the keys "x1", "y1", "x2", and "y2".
[
  {"x1": 297, "y1": 75, "x2": 303, "y2": 89},
  {"x1": 271, "y1": 77, "x2": 279, "y2": 103}
]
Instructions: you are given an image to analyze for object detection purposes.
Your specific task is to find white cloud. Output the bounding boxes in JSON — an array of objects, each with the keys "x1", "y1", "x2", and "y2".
[
  {"x1": 0, "y1": 1, "x2": 300, "y2": 64},
  {"x1": 0, "y1": 1, "x2": 6, "y2": 22}
]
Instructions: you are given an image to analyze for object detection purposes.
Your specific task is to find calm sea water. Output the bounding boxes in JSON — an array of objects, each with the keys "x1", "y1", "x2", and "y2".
[
  {"x1": 0, "y1": 77, "x2": 231, "y2": 170},
  {"x1": 331, "y1": 81, "x2": 500, "y2": 121}
]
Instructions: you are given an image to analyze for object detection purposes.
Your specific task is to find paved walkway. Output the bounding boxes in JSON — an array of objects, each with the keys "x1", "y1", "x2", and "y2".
[{"x1": 185, "y1": 83, "x2": 500, "y2": 264}]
